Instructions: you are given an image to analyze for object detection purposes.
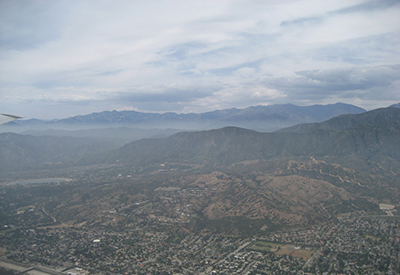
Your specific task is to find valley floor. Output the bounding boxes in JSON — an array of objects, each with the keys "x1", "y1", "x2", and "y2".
[{"x1": 1, "y1": 215, "x2": 399, "y2": 275}]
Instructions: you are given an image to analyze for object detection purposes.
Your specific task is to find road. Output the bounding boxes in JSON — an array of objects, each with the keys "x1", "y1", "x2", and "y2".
[{"x1": 42, "y1": 206, "x2": 57, "y2": 223}]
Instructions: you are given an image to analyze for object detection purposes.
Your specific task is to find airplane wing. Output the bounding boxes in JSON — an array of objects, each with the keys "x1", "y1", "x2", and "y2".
[{"x1": 0, "y1": 113, "x2": 24, "y2": 125}]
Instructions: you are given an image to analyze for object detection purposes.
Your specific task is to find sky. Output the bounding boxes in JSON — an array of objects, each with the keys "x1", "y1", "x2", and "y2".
[{"x1": 1, "y1": 0, "x2": 400, "y2": 119}]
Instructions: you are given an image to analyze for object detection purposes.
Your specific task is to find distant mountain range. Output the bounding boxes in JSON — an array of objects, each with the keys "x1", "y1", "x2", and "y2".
[
  {"x1": 3, "y1": 106, "x2": 399, "y2": 175},
  {"x1": 98, "y1": 107, "x2": 400, "y2": 170},
  {"x1": 5, "y1": 102, "x2": 366, "y2": 132}
]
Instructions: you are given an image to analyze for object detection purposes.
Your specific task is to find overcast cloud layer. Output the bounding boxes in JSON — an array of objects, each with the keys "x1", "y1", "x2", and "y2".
[{"x1": 1, "y1": 0, "x2": 400, "y2": 119}]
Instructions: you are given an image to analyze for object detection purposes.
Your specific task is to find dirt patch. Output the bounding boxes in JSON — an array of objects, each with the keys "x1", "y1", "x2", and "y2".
[{"x1": 275, "y1": 244, "x2": 314, "y2": 259}]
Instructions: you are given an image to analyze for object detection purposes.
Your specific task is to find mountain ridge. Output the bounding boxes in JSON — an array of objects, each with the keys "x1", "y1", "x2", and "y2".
[
  {"x1": 3, "y1": 107, "x2": 399, "y2": 173},
  {"x1": 6, "y1": 102, "x2": 366, "y2": 132},
  {"x1": 87, "y1": 107, "x2": 400, "y2": 171},
  {"x1": 278, "y1": 107, "x2": 400, "y2": 133}
]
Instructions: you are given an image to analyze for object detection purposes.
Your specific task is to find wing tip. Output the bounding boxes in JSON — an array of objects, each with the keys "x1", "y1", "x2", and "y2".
[{"x1": 1, "y1": 113, "x2": 24, "y2": 119}]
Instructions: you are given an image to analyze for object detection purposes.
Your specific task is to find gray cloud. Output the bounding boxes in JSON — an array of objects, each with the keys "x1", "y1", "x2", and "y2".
[
  {"x1": 0, "y1": 1, "x2": 67, "y2": 50},
  {"x1": 312, "y1": 32, "x2": 400, "y2": 65},
  {"x1": 158, "y1": 42, "x2": 207, "y2": 61},
  {"x1": 266, "y1": 65, "x2": 400, "y2": 100},
  {"x1": 1, "y1": 0, "x2": 399, "y2": 118},
  {"x1": 280, "y1": 0, "x2": 400, "y2": 29},
  {"x1": 332, "y1": 0, "x2": 400, "y2": 15},
  {"x1": 280, "y1": 16, "x2": 324, "y2": 27},
  {"x1": 209, "y1": 59, "x2": 264, "y2": 76},
  {"x1": 96, "y1": 70, "x2": 125, "y2": 76},
  {"x1": 113, "y1": 86, "x2": 218, "y2": 104}
]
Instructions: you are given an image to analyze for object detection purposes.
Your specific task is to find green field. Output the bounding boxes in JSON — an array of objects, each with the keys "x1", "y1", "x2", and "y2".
[{"x1": 248, "y1": 241, "x2": 283, "y2": 253}]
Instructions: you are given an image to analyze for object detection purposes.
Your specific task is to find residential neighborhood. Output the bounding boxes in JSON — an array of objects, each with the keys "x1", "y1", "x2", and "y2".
[{"x1": 1, "y1": 216, "x2": 399, "y2": 274}]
